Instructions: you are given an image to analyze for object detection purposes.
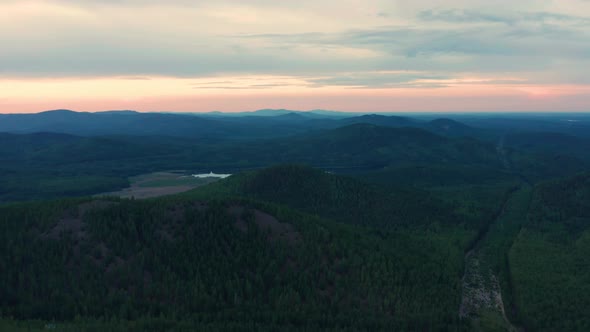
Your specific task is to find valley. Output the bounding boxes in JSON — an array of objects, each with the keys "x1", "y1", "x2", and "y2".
[{"x1": 459, "y1": 186, "x2": 531, "y2": 332}]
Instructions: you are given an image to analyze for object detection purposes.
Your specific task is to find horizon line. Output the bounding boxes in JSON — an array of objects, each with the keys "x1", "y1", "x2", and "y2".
[{"x1": 2, "y1": 108, "x2": 590, "y2": 116}]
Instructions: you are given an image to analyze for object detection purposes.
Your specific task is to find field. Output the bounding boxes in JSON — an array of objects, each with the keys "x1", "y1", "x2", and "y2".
[{"x1": 98, "y1": 172, "x2": 221, "y2": 199}]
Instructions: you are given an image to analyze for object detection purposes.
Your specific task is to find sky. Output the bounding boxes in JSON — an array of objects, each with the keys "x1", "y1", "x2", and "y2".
[{"x1": 1, "y1": 0, "x2": 590, "y2": 113}]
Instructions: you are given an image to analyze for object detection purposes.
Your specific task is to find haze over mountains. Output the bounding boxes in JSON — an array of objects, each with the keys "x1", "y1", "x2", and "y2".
[{"x1": 0, "y1": 109, "x2": 432, "y2": 139}]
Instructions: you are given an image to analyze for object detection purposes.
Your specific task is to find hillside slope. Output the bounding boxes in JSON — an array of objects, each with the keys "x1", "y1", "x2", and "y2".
[
  {"x1": 509, "y1": 173, "x2": 590, "y2": 331},
  {"x1": 0, "y1": 194, "x2": 471, "y2": 330}
]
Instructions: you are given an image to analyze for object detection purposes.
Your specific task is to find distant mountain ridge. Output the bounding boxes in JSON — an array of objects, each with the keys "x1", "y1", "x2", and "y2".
[
  {"x1": 201, "y1": 108, "x2": 358, "y2": 118},
  {"x1": 0, "y1": 109, "x2": 489, "y2": 140}
]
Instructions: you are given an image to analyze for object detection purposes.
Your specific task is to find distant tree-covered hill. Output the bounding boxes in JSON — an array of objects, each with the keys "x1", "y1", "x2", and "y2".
[
  {"x1": 253, "y1": 124, "x2": 503, "y2": 170},
  {"x1": 505, "y1": 131, "x2": 590, "y2": 161},
  {"x1": 0, "y1": 110, "x2": 490, "y2": 140},
  {"x1": 186, "y1": 164, "x2": 503, "y2": 231}
]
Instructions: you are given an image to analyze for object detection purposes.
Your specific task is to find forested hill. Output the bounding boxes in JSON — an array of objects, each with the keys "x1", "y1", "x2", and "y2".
[
  {"x1": 2, "y1": 163, "x2": 589, "y2": 330},
  {"x1": 186, "y1": 164, "x2": 492, "y2": 229},
  {"x1": 255, "y1": 124, "x2": 503, "y2": 170},
  {"x1": 0, "y1": 132, "x2": 179, "y2": 163},
  {"x1": 0, "y1": 189, "x2": 474, "y2": 330},
  {"x1": 0, "y1": 133, "x2": 182, "y2": 202},
  {"x1": 505, "y1": 131, "x2": 590, "y2": 162}
]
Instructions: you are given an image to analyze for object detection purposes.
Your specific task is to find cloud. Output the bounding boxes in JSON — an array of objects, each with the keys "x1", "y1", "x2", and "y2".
[
  {"x1": 307, "y1": 71, "x2": 449, "y2": 88},
  {"x1": 418, "y1": 9, "x2": 590, "y2": 25},
  {"x1": 0, "y1": 0, "x2": 589, "y2": 111},
  {"x1": 237, "y1": 22, "x2": 590, "y2": 77}
]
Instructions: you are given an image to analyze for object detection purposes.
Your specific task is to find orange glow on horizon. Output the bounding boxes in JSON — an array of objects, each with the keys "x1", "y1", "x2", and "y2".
[{"x1": 1, "y1": 75, "x2": 590, "y2": 113}]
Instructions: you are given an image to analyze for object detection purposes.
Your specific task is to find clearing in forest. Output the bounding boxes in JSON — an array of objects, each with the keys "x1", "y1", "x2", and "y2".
[
  {"x1": 460, "y1": 187, "x2": 531, "y2": 332},
  {"x1": 97, "y1": 171, "x2": 221, "y2": 199}
]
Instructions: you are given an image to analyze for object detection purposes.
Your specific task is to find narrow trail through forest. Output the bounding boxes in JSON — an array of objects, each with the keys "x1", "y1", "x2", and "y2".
[
  {"x1": 459, "y1": 190, "x2": 521, "y2": 331},
  {"x1": 458, "y1": 136, "x2": 527, "y2": 331}
]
